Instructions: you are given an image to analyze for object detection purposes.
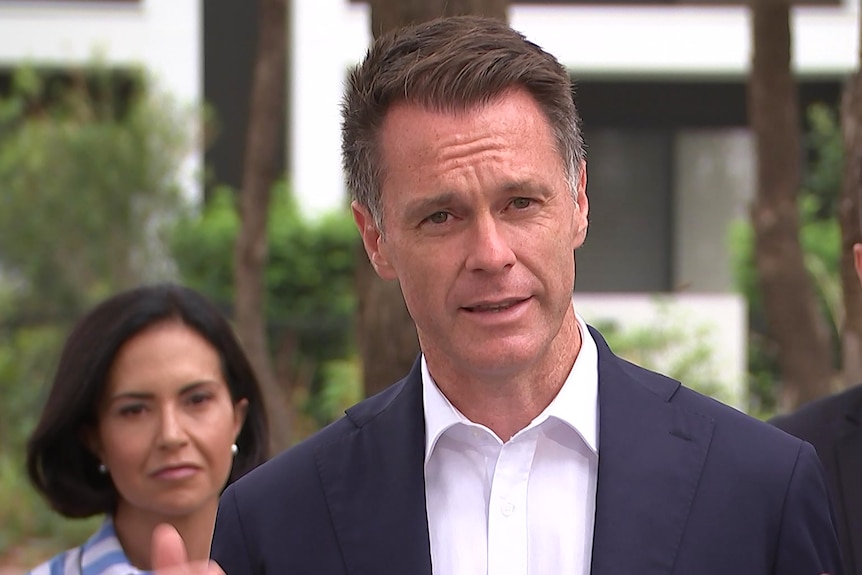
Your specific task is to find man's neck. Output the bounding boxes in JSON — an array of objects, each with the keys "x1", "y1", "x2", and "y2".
[{"x1": 428, "y1": 314, "x2": 582, "y2": 441}]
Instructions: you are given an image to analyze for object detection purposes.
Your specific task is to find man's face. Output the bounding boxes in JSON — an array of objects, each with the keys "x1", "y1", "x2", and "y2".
[{"x1": 353, "y1": 88, "x2": 588, "y2": 381}]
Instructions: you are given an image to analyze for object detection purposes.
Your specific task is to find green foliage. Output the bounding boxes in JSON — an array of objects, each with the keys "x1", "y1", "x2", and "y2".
[
  {"x1": 171, "y1": 183, "x2": 361, "y2": 426},
  {"x1": 804, "y1": 103, "x2": 844, "y2": 219},
  {"x1": 0, "y1": 287, "x2": 70, "y2": 554},
  {"x1": 593, "y1": 302, "x2": 733, "y2": 405},
  {"x1": 170, "y1": 185, "x2": 237, "y2": 306},
  {"x1": 0, "y1": 322, "x2": 67, "y2": 556},
  {"x1": 306, "y1": 358, "x2": 363, "y2": 428},
  {"x1": 0, "y1": 65, "x2": 192, "y2": 316},
  {"x1": 266, "y1": 188, "x2": 358, "y2": 357},
  {"x1": 729, "y1": 102, "x2": 843, "y2": 415},
  {"x1": 0, "y1": 325, "x2": 64, "y2": 451},
  {"x1": 0, "y1": 451, "x2": 100, "y2": 560}
]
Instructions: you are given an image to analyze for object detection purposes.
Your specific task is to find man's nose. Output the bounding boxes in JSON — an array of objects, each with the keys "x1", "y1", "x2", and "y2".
[{"x1": 464, "y1": 215, "x2": 516, "y2": 272}]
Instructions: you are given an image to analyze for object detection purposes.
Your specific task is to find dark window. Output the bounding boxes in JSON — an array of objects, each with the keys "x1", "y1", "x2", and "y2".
[{"x1": 0, "y1": 68, "x2": 141, "y2": 121}]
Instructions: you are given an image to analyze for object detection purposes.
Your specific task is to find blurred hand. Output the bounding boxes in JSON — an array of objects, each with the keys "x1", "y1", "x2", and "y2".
[{"x1": 151, "y1": 523, "x2": 226, "y2": 575}]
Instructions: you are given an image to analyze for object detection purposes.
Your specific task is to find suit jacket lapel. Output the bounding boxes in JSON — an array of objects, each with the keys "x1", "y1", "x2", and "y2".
[
  {"x1": 314, "y1": 362, "x2": 432, "y2": 575},
  {"x1": 589, "y1": 329, "x2": 714, "y2": 575},
  {"x1": 835, "y1": 403, "x2": 862, "y2": 574}
]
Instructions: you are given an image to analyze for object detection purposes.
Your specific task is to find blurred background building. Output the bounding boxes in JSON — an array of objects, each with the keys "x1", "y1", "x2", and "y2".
[{"x1": 0, "y1": 0, "x2": 856, "y2": 406}]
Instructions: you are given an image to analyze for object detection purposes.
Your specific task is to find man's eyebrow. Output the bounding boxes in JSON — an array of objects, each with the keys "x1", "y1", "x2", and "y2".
[
  {"x1": 500, "y1": 179, "x2": 550, "y2": 196},
  {"x1": 402, "y1": 192, "x2": 459, "y2": 221}
]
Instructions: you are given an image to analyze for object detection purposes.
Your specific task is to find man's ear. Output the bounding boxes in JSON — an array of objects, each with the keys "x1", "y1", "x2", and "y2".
[
  {"x1": 352, "y1": 201, "x2": 397, "y2": 280},
  {"x1": 572, "y1": 161, "x2": 589, "y2": 249}
]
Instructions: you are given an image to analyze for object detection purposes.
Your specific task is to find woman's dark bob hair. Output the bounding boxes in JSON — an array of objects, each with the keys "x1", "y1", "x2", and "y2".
[{"x1": 26, "y1": 283, "x2": 270, "y2": 518}]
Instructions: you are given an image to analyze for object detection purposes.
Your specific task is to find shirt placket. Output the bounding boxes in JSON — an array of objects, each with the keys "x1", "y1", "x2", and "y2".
[{"x1": 487, "y1": 430, "x2": 538, "y2": 575}]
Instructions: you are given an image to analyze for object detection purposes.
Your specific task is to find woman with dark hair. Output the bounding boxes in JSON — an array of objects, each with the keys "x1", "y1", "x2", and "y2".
[{"x1": 25, "y1": 283, "x2": 269, "y2": 574}]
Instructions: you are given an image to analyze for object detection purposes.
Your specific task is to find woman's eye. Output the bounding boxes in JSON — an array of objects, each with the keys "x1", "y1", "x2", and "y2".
[
  {"x1": 188, "y1": 393, "x2": 213, "y2": 406},
  {"x1": 118, "y1": 404, "x2": 145, "y2": 417}
]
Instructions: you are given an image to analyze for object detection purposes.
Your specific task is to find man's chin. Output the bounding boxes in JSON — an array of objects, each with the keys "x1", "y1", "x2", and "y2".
[{"x1": 459, "y1": 343, "x2": 542, "y2": 377}]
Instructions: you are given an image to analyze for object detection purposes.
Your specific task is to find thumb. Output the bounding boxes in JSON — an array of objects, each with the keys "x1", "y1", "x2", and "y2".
[{"x1": 151, "y1": 523, "x2": 189, "y2": 570}]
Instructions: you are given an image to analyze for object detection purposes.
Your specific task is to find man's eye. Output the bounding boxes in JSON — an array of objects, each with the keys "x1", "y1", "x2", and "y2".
[
  {"x1": 511, "y1": 197, "x2": 533, "y2": 209},
  {"x1": 426, "y1": 212, "x2": 449, "y2": 224}
]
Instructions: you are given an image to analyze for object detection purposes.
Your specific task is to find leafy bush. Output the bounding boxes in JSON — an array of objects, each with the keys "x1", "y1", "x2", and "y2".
[
  {"x1": 0, "y1": 451, "x2": 100, "y2": 562},
  {"x1": 0, "y1": 65, "x2": 192, "y2": 316},
  {"x1": 171, "y1": 183, "x2": 361, "y2": 427},
  {"x1": 593, "y1": 302, "x2": 733, "y2": 406}
]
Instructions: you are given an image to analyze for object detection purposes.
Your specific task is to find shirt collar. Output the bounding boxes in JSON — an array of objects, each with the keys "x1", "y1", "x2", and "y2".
[
  {"x1": 422, "y1": 310, "x2": 600, "y2": 465},
  {"x1": 80, "y1": 516, "x2": 146, "y2": 574},
  {"x1": 544, "y1": 313, "x2": 599, "y2": 453},
  {"x1": 422, "y1": 354, "x2": 469, "y2": 466}
]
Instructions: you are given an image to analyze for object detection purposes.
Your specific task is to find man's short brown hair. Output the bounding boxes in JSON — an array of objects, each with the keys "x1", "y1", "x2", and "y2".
[{"x1": 341, "y1": 15, "x2": 585, "y2": 230}]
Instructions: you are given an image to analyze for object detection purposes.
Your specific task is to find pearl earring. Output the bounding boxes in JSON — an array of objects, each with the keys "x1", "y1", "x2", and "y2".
[
  {"x1": 231, "y1": 443, "x2": 239, "y2": 456},
  {"x1": 98, "y1": 463, "x2": 108, "y2": 474}
]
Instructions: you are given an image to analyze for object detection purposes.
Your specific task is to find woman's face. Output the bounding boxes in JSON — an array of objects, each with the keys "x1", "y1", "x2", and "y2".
[{"x1": 88, "y1": 320, "x2": 247, "y2": 521}]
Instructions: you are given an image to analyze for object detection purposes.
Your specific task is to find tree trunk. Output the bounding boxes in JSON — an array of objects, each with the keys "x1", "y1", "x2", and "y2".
[
  {"x1": 360, "y1": 0, "x2": 509, "y2": 397},
  {"x1": 234, "y1": 0, "x2": 292, "y2": 452},
  {"x1": 355, "y1": 244, "x2": 420, "y2": 397},
  {"x1": 839, "y1": 9, "x2": 862, "y2": 389},
  {"x1": 747, "y1": 0, "x2": 836, "y2": 411}
]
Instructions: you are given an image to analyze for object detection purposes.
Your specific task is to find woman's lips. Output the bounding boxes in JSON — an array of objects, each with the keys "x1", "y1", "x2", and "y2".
[{"x1": 151, "y1": 465, "x2": 200, "y2": 480}]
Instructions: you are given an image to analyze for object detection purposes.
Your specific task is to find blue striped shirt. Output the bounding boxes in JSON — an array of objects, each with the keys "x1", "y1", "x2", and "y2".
[{"x1": 26, "y1": 517, "x2": 148, "y2": 575}]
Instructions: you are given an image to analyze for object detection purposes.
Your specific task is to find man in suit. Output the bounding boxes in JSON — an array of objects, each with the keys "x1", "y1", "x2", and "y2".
[
  {"x1": 771, "y1": 242, "x2": 862, "y2": 575},
  {"x1": 153, "y1": 15, "x2": 843, "y2": 575}
]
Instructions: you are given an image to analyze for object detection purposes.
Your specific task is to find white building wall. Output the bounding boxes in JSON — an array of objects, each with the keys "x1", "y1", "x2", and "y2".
[
  {"x1": 513, "y1": 2, "x2": 858, "y2": 77},
  {"x1": 674, "y1": 130, "x2": 756, "y2": 293}
]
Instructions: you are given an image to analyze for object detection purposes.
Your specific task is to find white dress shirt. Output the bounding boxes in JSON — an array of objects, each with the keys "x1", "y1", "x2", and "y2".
[{"x1": 423, "y1": 314, "x2": 600, "y2": 575}]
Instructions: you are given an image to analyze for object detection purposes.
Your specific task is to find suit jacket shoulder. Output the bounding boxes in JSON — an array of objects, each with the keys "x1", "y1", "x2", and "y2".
[
  {"x1": 772, "y1": 384, "x2": 862, "y2": 445},
  {"x1": 771, "y1": 384, "x2": 862, "y2": 575},
  {"x1": 589, "y1": 326, "x2": 844, "y2": 575},
  {"x1": 211, "y1": 359, "x2": 431, "y2": 575}
]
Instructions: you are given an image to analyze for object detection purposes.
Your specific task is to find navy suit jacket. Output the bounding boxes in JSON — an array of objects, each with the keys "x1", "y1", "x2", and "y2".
[
  {"x1": 772, "y1": 384, "x2": 862, "y2": 575},
  {"x1": 212, "y1": 327, "x2": 843, "y2": 574}
]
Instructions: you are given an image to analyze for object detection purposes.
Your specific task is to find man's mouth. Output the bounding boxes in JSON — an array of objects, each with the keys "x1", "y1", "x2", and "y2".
[{"x1": 463, "y1": 298, "x2": 527, "y2": 312}]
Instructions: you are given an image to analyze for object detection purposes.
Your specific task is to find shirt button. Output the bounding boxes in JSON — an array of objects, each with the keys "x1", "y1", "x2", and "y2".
[{"x1": 501, "y1": 501, "x2": 515, "y2": 516}]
